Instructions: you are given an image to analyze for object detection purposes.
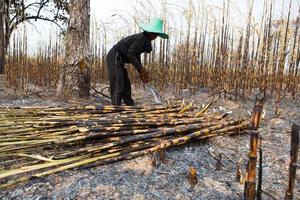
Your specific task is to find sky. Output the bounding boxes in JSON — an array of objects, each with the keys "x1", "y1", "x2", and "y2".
[
  {"x1": 91, "y1": 0, "x2": 299, "y2": 32},
  {"x1": 92, "y1": 0, "x2": 298, "y2": 23},
  {"x1": 11, "y1": 0, "x2": 300, "y2": 54}
]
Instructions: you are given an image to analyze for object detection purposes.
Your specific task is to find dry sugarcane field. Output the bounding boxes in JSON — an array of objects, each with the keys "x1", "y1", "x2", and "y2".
[{"x1": 0, "y1": 0, "x2": 300, "y2": 199}]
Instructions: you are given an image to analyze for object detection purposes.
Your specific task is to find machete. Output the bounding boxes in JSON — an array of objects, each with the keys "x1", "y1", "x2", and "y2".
[{"x1": 144, "y1": 84, "x2": 163, "y2": 104}]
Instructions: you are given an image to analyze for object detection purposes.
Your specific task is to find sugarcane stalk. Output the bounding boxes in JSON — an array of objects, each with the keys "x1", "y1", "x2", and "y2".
[
  {"x1": 0, "y1": 154, "x2": 89, "y2": 180},
  {"x1": 0, "y1": 115, "x2": 225, "y2": 144},
  {"x1": 154, "y1": 119, "x2": 250, "y2": 150},
  {"x1": 0, "y1": 153, "x2": 54, "y2": 162},
  {"x1": 244, "y1": 94, "x2": 265, "y2": 200},
  {"x1": 244, "y1": 133, "x2": 259, "y2": 199},
  {"x1": 0, "y1": 121, "x2": 248, "y2": 188},
  {"x1": 0, "y1": 140, "x2": 159, "y2": 189},
  {"x1": 0, "y1": 120, "x2": 249, "y2": 189},
  {"x1": 90, "y1": 122, "x2": 250, "y2": 170},
  {"x1": 78, "y1": 114, "x2": 225, "y2": 139},
  {"x1": 0, "y1": 104, "x2": 181, "y2": 118},
  {"x1": 14, "y1": 119, "x2": 244, "y2": 169},
  {"x1": 0, "y1": 114, "x2": 226, "y2": 139},
  {"x1": 86, "y1": 121, "x2": 224, "y2": 153},
  {"x1": 55, "y1": 138, "x2": 161, "y2": 159},
  {"x1": 195, "y1": 97, "x2": 218, "y2": 118},
  {"x1": 179, "y1": 102, "x2": 193, "y2": 113},
  {"x1": 0, "y1": 102, "x2": 252, "y2": 190},
  {"x1": 285, "y1": 123, "x2": 300, "y2": 200},
  {"x1": 0, "y1": 116, "x2": 227, "y2": 152},
  {"x1": 257, "y1": 136, "x2": 263, "y2": 200}
]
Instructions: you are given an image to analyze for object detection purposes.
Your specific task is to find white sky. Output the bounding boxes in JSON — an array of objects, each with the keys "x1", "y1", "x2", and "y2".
[
  {"x1": 92, "y1": 0, "x2": 299, "y2": 22},
  {"x1": 11, "y1": 0, "x2": 300, "y2": 54}
]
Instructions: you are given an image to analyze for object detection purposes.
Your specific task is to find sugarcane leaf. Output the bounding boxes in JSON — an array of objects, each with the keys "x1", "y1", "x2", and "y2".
[{"x1": 179, "y1": 103, "x2": 193, "y2": 114}]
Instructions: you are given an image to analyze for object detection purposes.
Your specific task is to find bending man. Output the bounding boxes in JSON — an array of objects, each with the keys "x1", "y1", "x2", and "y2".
[{"x1": 106, "y1": 18, "x2": 169, "y2": 106}]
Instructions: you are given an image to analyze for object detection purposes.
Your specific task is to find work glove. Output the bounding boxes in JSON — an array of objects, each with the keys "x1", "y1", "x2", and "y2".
[{"x1": 139, "y1": 68, "x2": 151, "y2": 83}]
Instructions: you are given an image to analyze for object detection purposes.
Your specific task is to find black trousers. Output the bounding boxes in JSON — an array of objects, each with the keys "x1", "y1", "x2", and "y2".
[{"x1": 106, "y1": 48, "x2": 134, "y2": 106}]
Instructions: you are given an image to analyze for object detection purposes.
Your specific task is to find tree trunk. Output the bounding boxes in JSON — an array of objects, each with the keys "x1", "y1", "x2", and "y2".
[
  {"x1": 4, "y1": 0, "x2": 10, "y2": 51},
  {"x1": 0, "y1": 2, "x2": 5, "y2": 74},
  {"x1": 57, "y1": 0, "x2": 91, "y2": 98}
]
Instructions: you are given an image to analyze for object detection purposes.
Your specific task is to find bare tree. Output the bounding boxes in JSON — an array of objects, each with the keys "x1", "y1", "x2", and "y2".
[
  {"x1": 57, "y1": 0, "x2": 91, "y2": 98},
  {"x1": 0, "y1": 0, "x2": 68, "y2": 74}
]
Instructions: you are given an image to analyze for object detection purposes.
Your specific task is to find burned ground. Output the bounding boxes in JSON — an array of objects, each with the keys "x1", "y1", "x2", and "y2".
[{"x1": 0, "y1": 80, "x2": 299, "y2": 200}]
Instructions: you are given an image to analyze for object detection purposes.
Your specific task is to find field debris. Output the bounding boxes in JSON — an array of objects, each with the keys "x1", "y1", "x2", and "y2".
[{"x1": 0, "y1": 100, "x2": 252, "y2": 189}]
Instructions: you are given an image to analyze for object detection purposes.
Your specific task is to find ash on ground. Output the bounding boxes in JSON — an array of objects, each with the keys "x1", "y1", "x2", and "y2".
[{"x1": 0, "y1": 82, "x2": 299, "y2": 200}]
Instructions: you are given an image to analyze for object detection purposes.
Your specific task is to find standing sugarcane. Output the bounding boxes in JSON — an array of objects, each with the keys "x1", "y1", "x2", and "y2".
[
  {"x1": 285, "y1": 123, "x2": 300, "y2": 200},
  {"x1": 257, "y1": 136, "x2": 263, "y2": 200},
  {"x1": 275, "y1": 0, "x2": 292, "y2": 106},
  {"x1": 244, "y1": 94, "x2": 265, "y2": 200}
]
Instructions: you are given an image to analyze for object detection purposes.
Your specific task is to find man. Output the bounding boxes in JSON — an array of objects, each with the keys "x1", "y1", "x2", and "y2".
[{"x1": 106, "y1": 18, "x2": 169, "y2": 106}]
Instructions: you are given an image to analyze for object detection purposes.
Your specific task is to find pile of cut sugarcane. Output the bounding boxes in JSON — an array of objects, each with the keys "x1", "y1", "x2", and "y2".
[{"x1": 0, "y1": 100, "x2": 251, "y2": 188}]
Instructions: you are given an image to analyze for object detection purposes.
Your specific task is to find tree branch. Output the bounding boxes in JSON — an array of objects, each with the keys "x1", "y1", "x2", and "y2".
[
  {"x1": 36, "y1": 0, "x2": 50, "y2": 21},
  {"x1": 9, "y1": 0, "x2": 65, "y2": 33},
  {"x1": 10, "y1": 2, "x2": 42, "y2": 24},
  {"x1": 11, "y1": 15, "x2": 63, "y2": 33},
  {"x1": 5, "y1": 0, "x2": 68, "y2": 49}
]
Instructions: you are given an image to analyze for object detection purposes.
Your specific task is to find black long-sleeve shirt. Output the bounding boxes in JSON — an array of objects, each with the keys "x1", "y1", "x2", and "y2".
[{"x1": 112, "y1": 32, "x2": 153, "y2": 71}]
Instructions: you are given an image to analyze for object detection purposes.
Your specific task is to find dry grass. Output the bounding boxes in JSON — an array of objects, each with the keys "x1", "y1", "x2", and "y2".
[{"x1": 4, "y1": 0, "x2": 300, "y2": 100}]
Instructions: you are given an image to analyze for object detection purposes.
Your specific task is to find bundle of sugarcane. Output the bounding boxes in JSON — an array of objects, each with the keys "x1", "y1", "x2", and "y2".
[{"x1": 0, "y1": 100, "x2": 251, "y2": 189}]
